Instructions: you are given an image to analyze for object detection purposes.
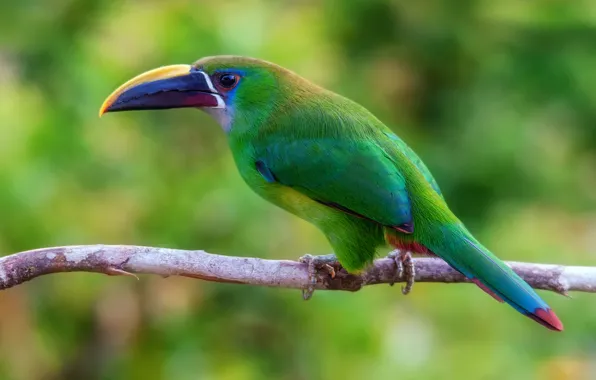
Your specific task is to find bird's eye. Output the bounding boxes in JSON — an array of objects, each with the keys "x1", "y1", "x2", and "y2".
[{"x1": 218, "y1": 74, "x2": 238, "y2": 89}]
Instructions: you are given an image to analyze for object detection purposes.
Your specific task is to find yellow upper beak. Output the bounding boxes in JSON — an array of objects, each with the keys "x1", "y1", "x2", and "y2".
[{"x1": 99, "y1": 64, "x2": 194, "y2": 117}]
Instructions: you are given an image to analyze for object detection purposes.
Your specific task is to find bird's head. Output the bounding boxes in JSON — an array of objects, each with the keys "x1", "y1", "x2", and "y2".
[{"x1": 99, "y1": 56, "x2": 305, "y2": 132}]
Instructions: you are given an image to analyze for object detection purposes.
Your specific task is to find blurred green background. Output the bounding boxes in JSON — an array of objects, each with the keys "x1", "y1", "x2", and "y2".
[{"x1": 1, "y1": 0, "x2": 596, "y2": 379}]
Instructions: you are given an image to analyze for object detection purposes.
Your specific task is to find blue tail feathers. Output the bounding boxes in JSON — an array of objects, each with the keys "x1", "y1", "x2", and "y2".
[{"x1": 426, "y1": 226, "x2": 563, "y2": 331}]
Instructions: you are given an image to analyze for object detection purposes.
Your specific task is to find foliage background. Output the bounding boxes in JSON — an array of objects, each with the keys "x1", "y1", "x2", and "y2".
[{"x1": 1, "y1": 0, "x2": 596, "y2": 379}]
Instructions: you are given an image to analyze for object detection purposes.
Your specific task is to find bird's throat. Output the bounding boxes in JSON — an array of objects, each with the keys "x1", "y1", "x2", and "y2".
[{"x1": 203, "y1": 107, "x2": 233, "y2": 133}]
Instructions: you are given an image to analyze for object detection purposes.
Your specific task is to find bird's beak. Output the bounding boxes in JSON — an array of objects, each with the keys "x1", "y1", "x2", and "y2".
[{"x1": 99, "y1": 64, "x2": 224, "y2": 117}]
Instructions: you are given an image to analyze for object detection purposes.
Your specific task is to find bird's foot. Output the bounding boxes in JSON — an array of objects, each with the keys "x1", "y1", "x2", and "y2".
[
  {"x1": 388, "y1": 250, "x2": 415, "y2": 295},
  {"x1": 299, "y1": 253, "x2": 338, "y2": 300}
]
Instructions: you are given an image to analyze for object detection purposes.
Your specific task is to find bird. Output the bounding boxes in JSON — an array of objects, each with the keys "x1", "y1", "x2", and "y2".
[{"x1": 99, "y1": 55, "x2": 563, "y2": 331}]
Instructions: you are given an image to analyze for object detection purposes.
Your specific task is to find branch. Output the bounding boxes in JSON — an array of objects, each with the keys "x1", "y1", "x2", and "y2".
[{"x1": 0, "y1": 245, "x2": 593, "y2": 295}]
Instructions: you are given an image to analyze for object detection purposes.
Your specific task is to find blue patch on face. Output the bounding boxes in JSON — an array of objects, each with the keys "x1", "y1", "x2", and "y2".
[{"x1": 212, "y1": 68, "x2": 246, "y2": 103}]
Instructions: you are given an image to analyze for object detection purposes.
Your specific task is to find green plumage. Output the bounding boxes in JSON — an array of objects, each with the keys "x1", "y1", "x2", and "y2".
[
  {"x1": 203, "y1": 56, "x2": 455, "y2": 271},
  {"x1": 199, "y1": 56, "x2": 561, "y2": 330},
  {"x1": 104, "y1": 55, "x2": 563, "y2": 331}
]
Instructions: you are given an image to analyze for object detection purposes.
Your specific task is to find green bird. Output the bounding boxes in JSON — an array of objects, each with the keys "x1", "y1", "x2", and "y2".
[{"x1": 99, "y1": 56, "x2": 563, "y2": 331}]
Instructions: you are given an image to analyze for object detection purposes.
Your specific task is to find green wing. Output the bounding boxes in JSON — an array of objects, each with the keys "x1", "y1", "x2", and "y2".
[
  {"x1": 256, "y1": 137, "x2": 413, "y2": 230},
  {"x1": 382, "y1": 131, "x2": 443, "y2": 198}
]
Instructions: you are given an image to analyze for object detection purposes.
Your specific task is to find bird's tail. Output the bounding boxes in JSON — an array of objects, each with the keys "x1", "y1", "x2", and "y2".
[{"x1": 424, "y1": 225, "x2": 563, "y2": 331}]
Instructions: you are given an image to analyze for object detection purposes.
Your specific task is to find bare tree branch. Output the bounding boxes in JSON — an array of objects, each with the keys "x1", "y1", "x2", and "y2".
[{"x1": 0, "y1": 245, "x2": 593, "y2": 295}]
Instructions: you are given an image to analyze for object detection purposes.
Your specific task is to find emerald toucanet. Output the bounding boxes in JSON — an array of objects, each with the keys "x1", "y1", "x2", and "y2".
[{"x1": 99, "y1": 56, "x2": 563, "y2": 331}]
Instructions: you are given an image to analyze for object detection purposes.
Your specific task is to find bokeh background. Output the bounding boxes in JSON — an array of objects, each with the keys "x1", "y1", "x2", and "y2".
[{"x1": 1, "y1": 0, "x2": 596, "y2": 379}]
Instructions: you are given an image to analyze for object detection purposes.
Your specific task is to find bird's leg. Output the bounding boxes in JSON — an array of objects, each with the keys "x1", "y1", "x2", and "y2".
[
  {"x1": 388, "y1": 250, "x2": 415, "y2": 295},
  {"x1": 299, "y1": 253, "x2": 338, "y2": 300}
]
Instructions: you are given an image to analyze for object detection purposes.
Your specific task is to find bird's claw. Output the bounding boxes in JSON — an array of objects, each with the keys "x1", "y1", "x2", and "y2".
[
  {"x1": 388, "y1": 250, "x2": 415, "y2": 295},
  {"x1": 299, "y1": 254, "x2": 338, "y2": 300},
  {"x1": 400, "y1": 252, "x2": 415, "y2": 295}
]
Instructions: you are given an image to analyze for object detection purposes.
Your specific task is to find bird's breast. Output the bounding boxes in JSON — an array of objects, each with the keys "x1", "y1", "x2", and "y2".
[{"x1": 233, "y1": 159, "x2": 330, "y2": 224}]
